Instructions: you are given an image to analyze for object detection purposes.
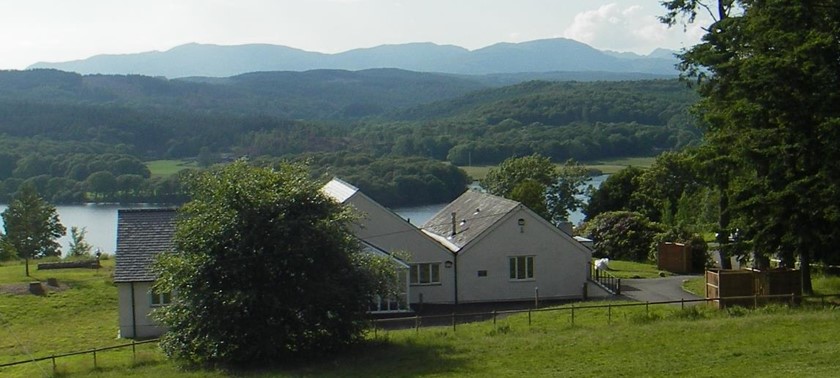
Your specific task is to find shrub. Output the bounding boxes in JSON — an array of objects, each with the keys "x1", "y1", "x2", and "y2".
[{"x1": 579, "y1": 211, "x2": 664, "y2": 262}]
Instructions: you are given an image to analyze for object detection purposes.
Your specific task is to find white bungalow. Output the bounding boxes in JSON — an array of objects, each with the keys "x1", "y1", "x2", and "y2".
[
  {"x1": 421, "y1": 190, "x2": 592, "y2": 303},
  {"x1": 322, "y1": 178, "x2": 457, "y2": 305}
]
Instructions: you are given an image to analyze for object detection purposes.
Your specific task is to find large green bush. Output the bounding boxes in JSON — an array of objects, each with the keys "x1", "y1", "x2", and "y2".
[{"x1": 580, "y1": 211, "x2": 663, "y2": 262}]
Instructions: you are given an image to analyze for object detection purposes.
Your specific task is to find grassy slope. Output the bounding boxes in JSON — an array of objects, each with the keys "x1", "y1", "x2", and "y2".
[
  {"x1": 460, "y1": 156, "x2": 656, "y2": 181},
  {"x1": 3, "y1": 260, "x2": 840, "y2": 377},
  {"x1": 145, "y1": 160, "x2": 196, "y2": 179},
  {"x1": 600, "y1": 259, "x2": 671, "y2": 279}
]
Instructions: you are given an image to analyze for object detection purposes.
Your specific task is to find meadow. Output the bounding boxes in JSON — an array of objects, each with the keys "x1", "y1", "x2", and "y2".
[
  {"x1": 2, "y1": 259, "x2": 840, "y2": 377},
  {"x1": 460, "y1": 156, "x2": 656, "y2": 181}
]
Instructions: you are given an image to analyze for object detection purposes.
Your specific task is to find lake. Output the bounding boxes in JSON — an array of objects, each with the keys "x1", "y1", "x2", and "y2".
[{"x1": 0, "y1": 175, "x2": 607, "y2": 256}]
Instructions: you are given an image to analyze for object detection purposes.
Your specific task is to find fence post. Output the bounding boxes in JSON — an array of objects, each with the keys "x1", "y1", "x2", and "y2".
[
  {"x1": 570, "y1": 305, "x2": 575, "y2": 326},
  {"x1": 646, "y1": 301, "x2": 649, "y2": 315},
  {"x1": 617, "y1": 278, "x2": 621, "y2": 295},
  {"x1": 52, "y1": 355, "x2": 56, "y2": 373},
  {"x1": 451, "y1": 313, "x2": 456, "y2": 332},
  {"x1": 681, "y1": 298, "x2": 684, "y2": 310},
  {"x1": 492, "y1": 310, "x2": 497, "y2": 326},
  {"x1": 415, "y1": 316, "x2": 419, "y2": 334},
  {"x1": 528, "y1": 309, "x2": 532, "y2": 326},
  {"x1": 608, "y1": 303, "x2": 611, "y2": 324},
  {"x1": 132, "y1": 340, "x2": 136, "y2": 363},
  {"x1": 93, "y1": 348, "x2": 97, "y2": 369},
  {"x1": 790, "y1": 293, "x2": 794, "y2": 307},
  {"x1": 754, "y1": 293, "x2": 758, "y2": 308}
]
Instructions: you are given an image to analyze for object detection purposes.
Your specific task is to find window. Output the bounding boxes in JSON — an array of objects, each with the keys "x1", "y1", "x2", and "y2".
[
  {"x1": 410, "y1": 263, "x2": 441, "y2": 285},
  {"x1": 150, "y1": 288, "x2": 172, "y2": 306},
  {"x1": 509, "y1": 256, "x2": 534, "y2": 280}
]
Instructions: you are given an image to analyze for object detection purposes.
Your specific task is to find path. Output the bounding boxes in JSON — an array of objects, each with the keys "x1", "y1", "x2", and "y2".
[{"x1": 620, "y1": 275, "x2": 702, "y2": 305}]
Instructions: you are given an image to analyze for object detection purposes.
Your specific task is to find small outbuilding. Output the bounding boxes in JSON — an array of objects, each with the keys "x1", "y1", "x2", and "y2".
[{"x1": 114, "y1": 208, "x2": 177, "y2": 339}]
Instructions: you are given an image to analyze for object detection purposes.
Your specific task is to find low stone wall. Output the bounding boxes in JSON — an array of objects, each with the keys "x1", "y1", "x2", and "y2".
[{"x1": 37, "y1": 260, "x2": 100, "y2": 270}]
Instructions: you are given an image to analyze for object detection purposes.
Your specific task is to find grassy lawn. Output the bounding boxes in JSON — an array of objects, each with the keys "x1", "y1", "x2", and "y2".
[
  {"x1": 145, "y1": 160, "x2": 196, "y2": 179},
  {"x1": 682, "y1": 276, "x2": 706, "y2": 296},
  {"x1": 599, "y1": 259, "x2": 670, "y2": 279},
  {"x1": 583, "y1": 156, "x2": 656, "y2": 174},
  {"x1": 3, "y1": 259, "x2": 840, "y2": 377},
  {"x1": 458, "y1": 156, "x2": 655, "y2": 181}
]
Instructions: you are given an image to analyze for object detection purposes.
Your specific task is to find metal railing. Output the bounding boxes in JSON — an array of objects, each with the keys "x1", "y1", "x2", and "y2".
[{"x1": 589, "y1": 262, "x2": 621, "y2": 295}]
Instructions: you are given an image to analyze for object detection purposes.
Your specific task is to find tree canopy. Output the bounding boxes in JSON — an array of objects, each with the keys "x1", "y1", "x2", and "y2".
[
  {"x1": 662, "y1": 0, "x2": 840, "y2": 292},
  {"x1": 0, "y1": 184, "x2": 66, "y2": 274},
  {"x1": 483, "y1": 154, "x2": 589, "y2": 225},
  {"x1": 153, "y1": 160, "x2": 377, "y2": 366}
]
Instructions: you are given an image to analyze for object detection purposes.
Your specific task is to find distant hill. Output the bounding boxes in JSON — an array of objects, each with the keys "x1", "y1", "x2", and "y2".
[
  {"x1": 28, "y1": 38, "x2": 679, "y2": 78},
  {"x1": 0, "y1": 68, "x2": 487, "y2": 120}
]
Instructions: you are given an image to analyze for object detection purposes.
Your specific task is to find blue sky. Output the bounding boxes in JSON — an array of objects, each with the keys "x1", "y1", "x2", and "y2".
[{"x1": 0, "y1": 0, "x2": 709, "y2": 70}]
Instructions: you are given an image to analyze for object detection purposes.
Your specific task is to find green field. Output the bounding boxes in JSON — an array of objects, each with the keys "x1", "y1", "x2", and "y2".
[
  {"x1": 3, "y1": 260, "x2": 840, "y2": 377},
  {"x1": 599, "y1": 259, "x2": 671, "y2": 279},
  {"x1": 145, "y1": 160, "x2": 197, "y2": 178},
  {"x1": 459, "y1": 156, "x2": 656, "y2": 181}
]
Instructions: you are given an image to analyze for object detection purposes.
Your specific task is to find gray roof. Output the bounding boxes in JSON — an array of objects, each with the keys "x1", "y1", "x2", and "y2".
[
  {"x1": 114, "y1": 208, "x2": 177, "y2": 283},
  {"x1": 321, "y1": 177, "x2": 358, "y2": 204},
  {"x1": 421, "y1": 190, "x2": 520, "y2": 251}
]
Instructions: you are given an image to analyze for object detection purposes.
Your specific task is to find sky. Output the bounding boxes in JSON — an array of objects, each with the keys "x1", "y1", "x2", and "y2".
[{"x1": 0, "y1": 0, "x2": 710, "y2": 70}]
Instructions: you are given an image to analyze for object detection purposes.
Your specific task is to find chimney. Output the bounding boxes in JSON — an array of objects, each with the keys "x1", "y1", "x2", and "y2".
[{"x1": 451, "y1": 212, "x2": 457, "y2": 236}]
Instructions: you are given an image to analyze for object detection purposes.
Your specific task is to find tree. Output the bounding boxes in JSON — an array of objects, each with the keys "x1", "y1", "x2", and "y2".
[
  {"x1": 579, "y1": 211, "x2": 664, "y2": 262},
  {"x1": 632, "y1": 151, "x2": 700, "y2": 223},
  {"x1": 85, "y1": 171, "x2": 117, "y2": 201},
  {"x1": 0, "y1": 184, "x2": 66, "y2": 275},
  {"x1": 546, "y1": 159, "x2": 590, "y2": 224},
  {"x1": 584, "y1": 166, "x2": 644, "y2": 220},
  {"x1": 153, "y1": 160, "x2": 376, "y2": 366},
  {"x1": 662, "y1": 0, "x2": 840, "y2": 293},
  {"x1": 483, "y1": 154, "x2": 556, "y2": 197},
  {"x1": 66, "y1": 226, "x2": 93, "y2": 258},
  {"x1": 483, "y1": 154, "x2": 589, "y2": 225}
]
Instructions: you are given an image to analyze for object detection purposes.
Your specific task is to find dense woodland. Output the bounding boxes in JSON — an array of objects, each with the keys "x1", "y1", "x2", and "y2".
[{"x1": 0, "y1": 69, "x2": 701, "y2": 206}]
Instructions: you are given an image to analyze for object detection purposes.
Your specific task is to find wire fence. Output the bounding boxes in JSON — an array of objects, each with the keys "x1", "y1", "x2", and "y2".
[
  {"x1": 0, "y1": 338, "x2": 158, "y2": 375},
  {"x1": 3, "y1": 293, "x2": 839, "y2": 373},
  {"x1": 371, "y1": 292, "x2": 840, "y2": 334}
]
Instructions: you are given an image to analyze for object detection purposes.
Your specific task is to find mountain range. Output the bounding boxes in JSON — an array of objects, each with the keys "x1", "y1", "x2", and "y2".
[{"x1": 28, "y1": 38, "x2": 679, "y2": 79}]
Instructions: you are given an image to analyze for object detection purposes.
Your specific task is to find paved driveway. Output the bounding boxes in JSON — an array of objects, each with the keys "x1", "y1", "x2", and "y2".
[{"x1": 620, "y1": 275, "x2": 703, "y2": 305}]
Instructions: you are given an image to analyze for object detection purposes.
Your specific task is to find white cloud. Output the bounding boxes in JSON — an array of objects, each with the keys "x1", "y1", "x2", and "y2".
[{"x1": 563, "y1": 3, "x2": 703, "y2": 54}]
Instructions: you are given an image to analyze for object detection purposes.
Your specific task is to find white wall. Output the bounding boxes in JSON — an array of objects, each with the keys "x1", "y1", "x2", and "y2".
[
  {"x1": 117, "y1": 282, "x2": 167, "y2": 339},
  {"x1": 456, "y1": 209, "x2": 591, "y2": 303},
  {"x1": 347, "y1": 193, "x2": 456, "y2": 304}
]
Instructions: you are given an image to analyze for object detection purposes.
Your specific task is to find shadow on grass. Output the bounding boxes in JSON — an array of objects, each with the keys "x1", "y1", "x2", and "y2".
[{"x1": 226, "y1": 339, "x2": 467, "y2": 377}]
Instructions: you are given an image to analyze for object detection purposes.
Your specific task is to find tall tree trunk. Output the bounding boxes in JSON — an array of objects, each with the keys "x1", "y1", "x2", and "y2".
[
  {"x1": 799, "y1": 242, "x2": 813, "y2": 295},
  {"x1": 717, "y1": 188, "x2": 732, "y2": 269}
]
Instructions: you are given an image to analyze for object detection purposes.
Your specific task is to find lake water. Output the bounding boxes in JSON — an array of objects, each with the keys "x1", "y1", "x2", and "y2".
[{"x1": 0, "y1": 175, "x2": 607, "y2": 256}]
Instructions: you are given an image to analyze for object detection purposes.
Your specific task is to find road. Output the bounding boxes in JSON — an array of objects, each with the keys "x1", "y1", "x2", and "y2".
[{"x1": 620, "y1": 275, "x2": 703, "y2": 305}]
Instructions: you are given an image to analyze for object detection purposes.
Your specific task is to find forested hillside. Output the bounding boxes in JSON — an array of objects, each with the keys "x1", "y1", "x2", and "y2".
[{"x1": 0, "y1": 69, "x2": 700, "y2": 206}]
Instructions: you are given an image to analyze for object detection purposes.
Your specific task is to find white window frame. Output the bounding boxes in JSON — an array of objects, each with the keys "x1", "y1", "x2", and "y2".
[
  {"x1": 410, "y1": 262, "x2": 441, "y2": 285},
  {"x1": 150, "y1": 288, "x2": 172, "y2": 307},
  {"x1": 370, "y1": 269, "x2": 410, "y2": 313},
  {"x1": 509, "y1": 255, "x2": 535, "y2": 281}
]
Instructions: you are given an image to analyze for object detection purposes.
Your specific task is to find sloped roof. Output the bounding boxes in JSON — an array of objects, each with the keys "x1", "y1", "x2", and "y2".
[
  {"x1": 360, "y1": 240, "x2": 410, "y2": 269},
  {"x1": 321, "y1": 177, "x2": 359, "y2": 204},
  {"x1": 421, "y1": 190, "x2": 519, "y2": 251},
  {"x1": 114, "y1": 208, "x2": 177, "y2": 283}
]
